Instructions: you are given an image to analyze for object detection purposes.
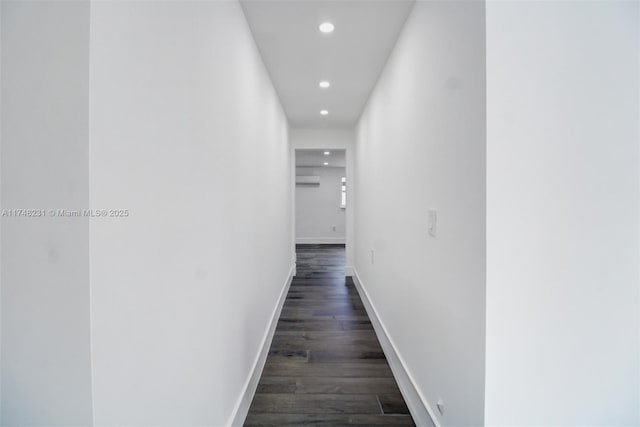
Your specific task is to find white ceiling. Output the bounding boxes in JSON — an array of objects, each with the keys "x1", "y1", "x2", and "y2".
[
  {"x1": 296, "y1": 149, "x2": 346, "y2": 167},
  {"x1": 240, "y1": 0, "x2": 415, "y2": 128}
]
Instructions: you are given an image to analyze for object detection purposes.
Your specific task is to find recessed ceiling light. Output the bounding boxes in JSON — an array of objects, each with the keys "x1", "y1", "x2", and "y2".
[
  {"x1": 324, "y1": 151, "x2": 330, "y2": 155},
  {"x1": 319, "y1": 80, "x2": 331, "y2": 89},
  {"x1": 323, "y1": 162, "x2": 329, "y2": 166},
  {"x1": 318, "y1": 22, "x2": 335, "y2": 34},
  {"x1": 320, "y1": 110, "x2": 329, "y2": 116}
]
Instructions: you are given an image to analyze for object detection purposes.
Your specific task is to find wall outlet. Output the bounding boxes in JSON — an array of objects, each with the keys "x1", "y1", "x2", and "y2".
[
  {"x1": 436, "y1": 399, "x2": 445, "y2": 416},
  {"x1": 370, "y1": 249, "x2": 375, "y2": 264},
  {"x1": 428, "y1": 209, "x2": 437, "y2": 237}
]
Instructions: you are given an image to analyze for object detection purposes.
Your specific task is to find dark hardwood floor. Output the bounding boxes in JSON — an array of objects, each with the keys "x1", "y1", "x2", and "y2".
[{"x1": 244, "y1": 244, "x2": 415, "y2": 427}]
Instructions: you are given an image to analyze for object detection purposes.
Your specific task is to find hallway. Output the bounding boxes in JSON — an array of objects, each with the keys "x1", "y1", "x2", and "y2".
[
  {"x1": 245, "y1": 245, "x2": 415, "y2": 426},
  {"x1": 1, "y1": 0, "x2": 639, "y2": 425}
]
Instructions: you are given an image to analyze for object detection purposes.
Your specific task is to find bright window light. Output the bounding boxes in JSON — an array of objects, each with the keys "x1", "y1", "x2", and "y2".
[{"x1": 319, "y1": 80, "x2": 331, "y2": 89}]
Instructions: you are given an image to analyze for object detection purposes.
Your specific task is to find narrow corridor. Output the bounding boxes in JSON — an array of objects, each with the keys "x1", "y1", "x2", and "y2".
[{"x1": 244, "y1": 245, "x2": 415, "y2": 426}]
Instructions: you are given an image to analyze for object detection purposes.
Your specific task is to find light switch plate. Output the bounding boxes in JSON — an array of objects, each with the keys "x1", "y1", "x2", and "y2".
[{"x1": 428, "y1": 209, "x2": 437, "y2": 237}]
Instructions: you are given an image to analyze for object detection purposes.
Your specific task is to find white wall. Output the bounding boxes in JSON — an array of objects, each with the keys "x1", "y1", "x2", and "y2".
[
  {"x1": 296, "y1": 166, "x2": 346, "y2": 244},
  {"x1": 485, "y1": 1, "x2": 640, "y2": 425},
  {"x1": 355, "y1": 2, "x2": 486, "y2": 426},
  {"x1": 88, "y1": 2, "x2": 292, "y2": 425},
  {"x1": 1, "y1": 2, "x2": 3, "y2": 419},
  {"x1": 0, "y1": 1, "x2": 93, "y2": 425},
  {"x1": 291, "y1": 129, "x2": 355, "y2": 274}
]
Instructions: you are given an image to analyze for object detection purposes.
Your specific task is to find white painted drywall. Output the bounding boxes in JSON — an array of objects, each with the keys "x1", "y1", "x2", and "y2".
[
  {"x1": 485, "y1": 1, "x2": 640, "y2": 425},
  {"x1": 291, "y1": 129, "x2": 355, "y2": 274},
  {"x1": 89, "y1": 2, "x2": 291, "y2": 425},
  {"x1": 296, "y1": 166, "x2": 346, "y2": 244},
  {"x1": 355, "y1": 2, "x2": 486, "y2": 426},
  {"x1": 0, "y1": 1, "x2": 93, "y2": 425},
  {"x1": 0, "y1": 3, "x2": 3, "y2": 419},
  {"x1": 0, "y1": 2, "x2": 4, "y2": 420}
]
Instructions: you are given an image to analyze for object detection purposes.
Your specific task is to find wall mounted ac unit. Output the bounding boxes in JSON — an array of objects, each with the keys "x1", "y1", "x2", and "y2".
[{"x1": 296, "y1": 175, "x2": 320, "y2": 186}]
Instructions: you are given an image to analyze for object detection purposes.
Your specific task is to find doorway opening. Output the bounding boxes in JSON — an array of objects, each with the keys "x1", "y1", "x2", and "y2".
[{"x1": 294, "y1": 149, "x2": 347, "y2": 275}]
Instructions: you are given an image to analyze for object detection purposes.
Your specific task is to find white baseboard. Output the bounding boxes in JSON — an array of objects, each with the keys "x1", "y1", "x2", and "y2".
[
  {"x1": 296, "y1": 237, "x2": 346, "y2": 244},
  {"x1": 345, "y1": 265, "x2": 354, "y2": 277},
  {"x1": 227, "y1": 265, "x2": 294, "y2": 427},
  {"x1": 352, "y1": 268, "x2": 439, "y2": 427}
]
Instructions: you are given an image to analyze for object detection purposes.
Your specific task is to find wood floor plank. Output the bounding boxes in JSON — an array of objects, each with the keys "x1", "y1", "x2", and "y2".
[
  {"x1": 262, "y1": 361, "x2": 394, "y2": 378},
  {"x1": 270, "y1": 337, "x2": 383, "y2": 352},
  {"x1": 348, "y1": 414, "x2": 416, "y2": 425},
  {"x1": 307, "y1": 350, "x2": 387, "y2": 363},
  {"x1": 248, "y1": 393, "x2": 381, "y2": 414},
  {"x1": 256, "y1": 376, "x2": 402, "y2": 395},
  {"x1": 244, "y1": 244, "x2": 415, "y2": 426},
  {"x1": 273, "y1": 330, "x2": 379, "y2": 339},
  {"x1": 277, "y1": 319, "x2": 344, "y2": 331},
  {"x1": 244, "y1": 413, "x2": 416, "y2": 427},
  {"x1": 266, "y1": 349, "x2": 309, "y2": 362},
  {"x1": 279, "y1": 308, "x2": 370, "y2": 321},
  {"x1": 340, "y1": 320, "x2": 374, "y2": 330}
]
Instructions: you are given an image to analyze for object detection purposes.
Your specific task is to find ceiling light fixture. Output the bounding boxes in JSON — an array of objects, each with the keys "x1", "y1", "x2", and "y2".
[
  {"x1": 320, "y1": 110, "x2": 329, "y2": 116},
  {"x1": 324, "y1": 151, "x2": 330, "y2": 155},
  {"x1": 319, "y1": 80, "x2": 331, "y2": 89},
  {"x1": 318, "y1": 22, "x2": 335, "y2": 34},
  {"x1": 323, "y1": 162, "x2": 329, "y2": 166}
]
